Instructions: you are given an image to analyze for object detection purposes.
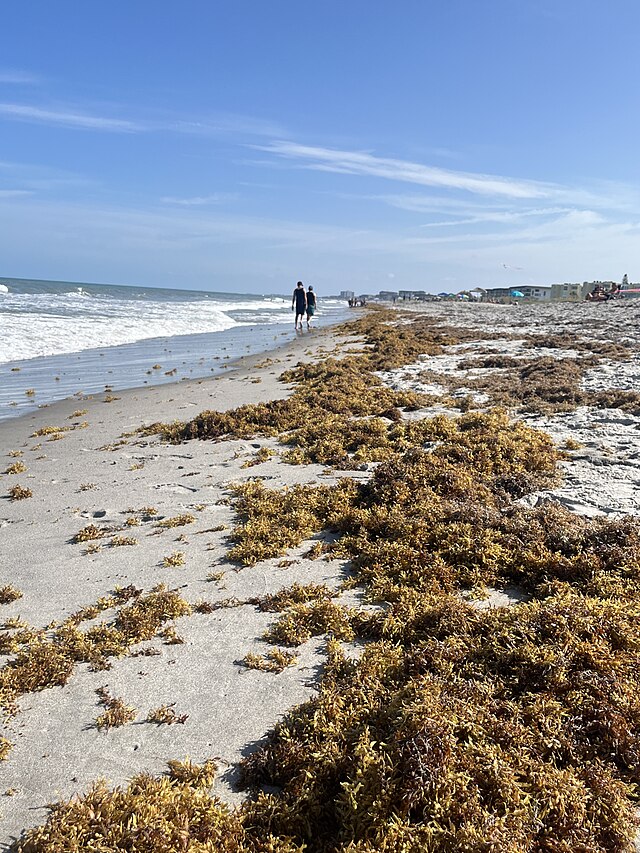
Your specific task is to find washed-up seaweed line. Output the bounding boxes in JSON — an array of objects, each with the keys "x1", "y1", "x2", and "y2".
[{"x1": 12, "y1": 309, "x2": 640, "y2": 852}]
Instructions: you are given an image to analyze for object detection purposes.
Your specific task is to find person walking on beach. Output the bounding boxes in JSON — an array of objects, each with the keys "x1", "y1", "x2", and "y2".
[
  {"x1": 306, "y1": 285, "x2": 317, "y2": 329},
  {"x1": 292, "y1": 281, "x2": 307, "y2": 330}
]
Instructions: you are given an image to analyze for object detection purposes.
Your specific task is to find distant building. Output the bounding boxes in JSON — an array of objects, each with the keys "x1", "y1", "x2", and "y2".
[
  {"x1": 520, "y1": 285, "x2": 551, "y2": 300},
  {"x1": 550, "y1": 282, "x2": 582, "y2": 301},
  {"x1": 482, "y1": 278, "x2": 637, "y2": 303},
  {"x1": 399, "y1": 289, "x2": 427, "y2": 301},
  {"x1": 378, "y1": 290, "x2": 398, "y2": 302},
  {"x1": 620, "y1": 276, "x2": 640, "y2": 297},
  {"x1": 339, "y1": 290, "x2": 355, "y2": 300},
  {"x1": 483, "y1": 287, "x2": 512, "y2": 301},
  {"x1": 483, "y1": 285, "x2": 551, "y2": 302}
]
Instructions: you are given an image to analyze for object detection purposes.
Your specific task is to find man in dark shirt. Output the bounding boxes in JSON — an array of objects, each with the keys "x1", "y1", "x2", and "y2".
[{"x1": 292, "y1": 281, "x2": 307, "y2": 330}]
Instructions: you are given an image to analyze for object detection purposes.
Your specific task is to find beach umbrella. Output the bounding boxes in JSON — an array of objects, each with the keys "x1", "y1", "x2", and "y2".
[{"x1": 510, "y1": 290, "x2": 524, "y2": 298}]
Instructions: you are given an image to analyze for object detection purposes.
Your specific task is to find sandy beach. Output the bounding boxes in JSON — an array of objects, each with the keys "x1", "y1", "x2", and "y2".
[{"x1": 2, "y1": 301, "x2": 640, "y2": 851}]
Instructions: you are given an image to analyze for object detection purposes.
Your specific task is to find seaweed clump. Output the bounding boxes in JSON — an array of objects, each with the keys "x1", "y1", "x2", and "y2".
[
  {"x1": 4, "y1": 461, "x2": 27, "y2": 475},
  {"x1": 138, "y1": 311, "x2": 467, "y2": 468},
  {"x1": 0, "y1": 585, "x2": 191, "y2": 717},
  {"x1": 95, "y1": 687, "x2": 136, "y2": 730},
  {"x1": 146, "y1": 704, "x2": 189, "y2": 725},
  {"x1": 239, "y1": 597, "x2": 640, "y2": 851},
  {"x1": 12, "y1": 773, "x2": 250, "y2": 853},
  {"x1": 241, "y1": 649, "x2": 298, "y2": 673},
  {"x1": 228, "y1": 410, "x2": 560, "y2": 582},
  {"x1": 155, "y1": 513, "x2": 196, "y2": 529},
  {"x1": 0, "y1": 586, "x2": 23, "y2": 605},
  {"x1": 139, "y1": 310, "x2": 628, "y2": 467},
  {"x1": 222, "y1": 412, "x2": 640, "y2": 848},
  {"x1": 228, "y1": 480, "x2": 358, "y2": 566},
  {"x1": 8, "y1": 485, "x2": 32, "y2": 501}
]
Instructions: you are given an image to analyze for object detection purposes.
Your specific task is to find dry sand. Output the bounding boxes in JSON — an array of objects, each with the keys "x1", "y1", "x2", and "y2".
[
  {"x1": 0, "y1": 326, "x2": 362, "y2": 847},
  {"x1": 1, "y1": 301, "x2": 639, "y2": 849}
]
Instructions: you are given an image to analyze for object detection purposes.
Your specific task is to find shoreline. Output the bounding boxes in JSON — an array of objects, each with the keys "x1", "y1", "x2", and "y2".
[
  {"x1": 2, "y1": 303, "x2": 640, "y2": 850},
  {"x1": 0, "y1": 308, "x2": 350, "y2": 424}
]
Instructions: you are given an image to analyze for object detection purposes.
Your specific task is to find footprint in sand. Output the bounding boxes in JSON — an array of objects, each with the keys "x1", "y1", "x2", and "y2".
[{"x1": 80, "y1": 509, "x2": 109, "y2": 519}]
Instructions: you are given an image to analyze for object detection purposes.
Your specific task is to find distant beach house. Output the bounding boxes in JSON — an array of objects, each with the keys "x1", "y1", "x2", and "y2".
[
  {"x1": 484, "y1": 285, "x2": 551, "y2": 302},
  {"x1": 398, "y1": 289, "x2": 428, "y2": 301},
  {"x1": 550, "y1": 282, "x2": 583, "y2": 301},
  {"x1": 520, "y1": 285, "x2": 551, "y2": 300}
]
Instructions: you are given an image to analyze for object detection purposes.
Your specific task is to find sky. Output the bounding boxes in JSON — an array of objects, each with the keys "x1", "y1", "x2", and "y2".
[{"x1": 1, "y1": 1, "x2": 640, "y2": 295}]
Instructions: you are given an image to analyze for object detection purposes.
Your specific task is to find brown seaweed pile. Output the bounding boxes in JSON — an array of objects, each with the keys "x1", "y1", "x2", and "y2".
[
  {"x1": 0, "y1": 585, "x2": 191, "y2": 723},
  {"x1": 139, "y1": 311, "x2": 490, "y2": 468},
  {"x1": 11, "y1": 309, "x2": 640, "y2": 852},
  {"x1": 438, "y1": 353, "x2": 640, "y2": 415},
  {"x1": 139, "y1": 311, "x2": 639, "y2": 466},
  {"x1": 240, "y1": 597, "x2": 640, "y2": 851},
  {"x1": 228, "y1": 410, "x2": 640, "y2": 849}
]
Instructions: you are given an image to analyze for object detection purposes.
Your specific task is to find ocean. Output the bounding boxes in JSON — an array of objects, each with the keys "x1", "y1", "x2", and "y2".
[{"x1": 0, "y1": 277, "x2": 349, "y2": 421}]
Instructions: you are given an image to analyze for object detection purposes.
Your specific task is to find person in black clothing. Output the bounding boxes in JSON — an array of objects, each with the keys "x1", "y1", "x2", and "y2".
[
  {"x1": 306, "y1": 285, "x2": 317, "y2": 329},
  {"x1": 292, "y1": 281, "x2": 307, "y2": 330}
]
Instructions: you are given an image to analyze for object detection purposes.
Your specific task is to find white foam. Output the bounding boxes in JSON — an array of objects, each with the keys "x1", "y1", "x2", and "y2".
[
  {"x1": 0, "y1": 288, "x2": 344, "y2": 365},
  {"x1": 0, "y1": 295, "x2": 243, "y2": 363}
]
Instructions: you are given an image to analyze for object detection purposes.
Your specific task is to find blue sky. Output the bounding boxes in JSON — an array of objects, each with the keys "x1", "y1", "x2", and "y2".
[{"x1": 1, "y1": 1, "x2": 639, "y2": 294}]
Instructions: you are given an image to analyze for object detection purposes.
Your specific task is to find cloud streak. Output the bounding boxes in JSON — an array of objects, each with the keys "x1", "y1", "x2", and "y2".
[
  {"x1": 418, "y1": 207, "x2": 573, "y2": 228},
  {"x1": 257, "y1": 141, "x2": 560, "y2": 199},
  {"x1": 160, "y1": 193, "x2": 238, "y2": 206},
  {"x1": 0, "y1": 101, "x2": 285, "y2": 139},
  {"x1": 171, "y1": 113, "x2": 285, "y2": 138},
  {"x1": 0, "y1": 103, "x2": 143, "y2": 132}
]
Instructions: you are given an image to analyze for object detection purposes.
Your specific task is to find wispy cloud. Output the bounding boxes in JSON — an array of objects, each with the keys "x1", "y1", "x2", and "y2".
[
  {"x1": 0, "y1": 189, "x2": 32, "y2": 198},
  {"x1": 0, "y1": 70, "x2": 40, "y2": 84},
  {"x1": 171, "y1": 113, "x2": 285, "y2": 138},
  {"x1": 377, "y1": 193, "x2": 522, "y2": 214},
  {"x1": 0, "y1": 103, "x2": 143, "y2": 132},
  {"x1": 418, "y1": 207, "x2": 573, "y2": 228},
  {"x1": 256, "y1": 141, "x2": 559, "y2": 200},
  {"x1": 0, "y1": 101, "x2": 285, "y2": 140},
  {"x1": 160, "y1": 192, "x2": 238, "y2": 206},
  {"x1": 404, "y1": 210, "x2": 611, "y2": 247}
]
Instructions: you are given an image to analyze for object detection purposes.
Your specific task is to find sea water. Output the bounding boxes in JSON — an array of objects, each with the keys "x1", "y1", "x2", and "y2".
[{"x1": 0, "y1": 277, "x2": 349, "y2": 420}]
